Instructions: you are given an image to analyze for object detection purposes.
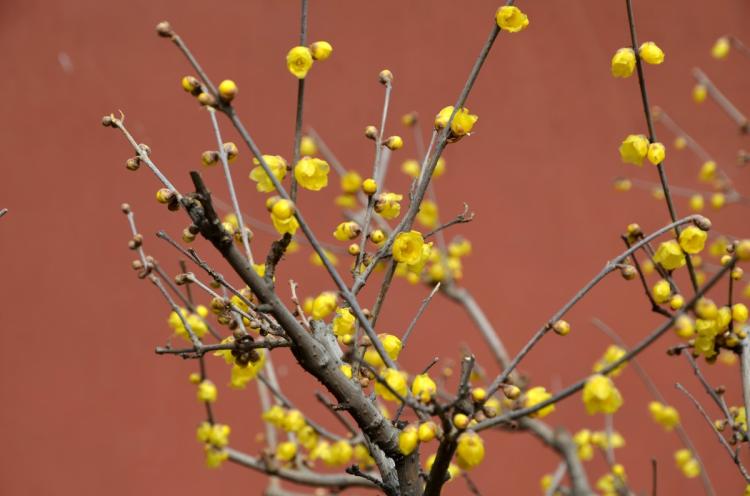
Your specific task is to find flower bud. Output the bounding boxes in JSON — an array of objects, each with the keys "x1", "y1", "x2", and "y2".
[
  {"x1": 552, "y1": 319, "x2": 571, "y2": 336},
  {"x1": 693, "y1": 215, "x2": 712, "y2": 231},
  {"x1": 378, "y1": 69, "x2": 393, "y2": 85},
  {"x1": 310, "y1": 41, "x2": 333, "y2": 61},
  {"x1": 362, "y1": 178, "x2": 377, "y2": 196},
  {"x1": 384, "y1": 136, "x2": 404, "y2": 150},
  {"x1": 620, "y1": 264, "x2": 636, "y2": 280},
  {"x1": 364, "y1": 126, "x2": 378, "y2": 140},
  {"x1": 125, "y1": 157, "x2": 140, "y2": 171},
  {"x1": 503, "y1": 385, "x2": 521, "y2": 400},
  {"x1": 201, "y1": 151, "x2": 219, "y2": 167},
  {"x1": 218, "y1": 79, "x2": 238, "y2": 102},
  {"x1": 223, "y1": 142, "x2": 239, "y2": 162},
  {"x1": 156, "y1": 188, "x2": 176, "y2": 204},
  {"x1": 155, "y1": 21, "x2": 173, "y2": 37},
  {"x1": 197, "y1": 92, "x2": 217, "y2": 107}
]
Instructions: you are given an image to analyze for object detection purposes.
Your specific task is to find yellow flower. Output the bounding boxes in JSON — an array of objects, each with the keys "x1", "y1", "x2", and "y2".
[
  {"x1": 393, "y1": 231, "x2": 425, "y2": 265},
  {"x1": 375, "y1": 192, "x2": 403, "y2": 219},
  {"x1": 678, "y1": 226, "x2": 707, "y2": 254},
  {"x1": 525, "y1": 386, "x2": 555, "y2": 418},
  {"x1": 295, "y1": 157, "x2": 329, "y2": 191},
  {"x1": 341, "y1": 171, "x2": 362, "y2": 193},
  {"x1": 384, "y1": 136, "x2": 404, "y2": 150},
  {"x1": 675, "y1": 449, "x2": 701, "y2": 478},
  {"x1": 262, "y1": 405, "x2": 286, "y2": 427},
  {"x1": 339, "y1": 363, "x2": 353, "y2": 379},
  {"x1": 619, "y1": 134, "x2": 649, "y2": 165},
  {"x1": 364, "y1": 333, "x2": 403, "y2": 368},
  {"x1": 276, "y1": 441, "x2": 297, "y2": 462},
  {"x1": 402, "y1": 159, "x2": 420, "y2": 178},
  {"x1": 639, "y1": 42, "x2": 665, "y2": 64},
  {"x1": 283, "y1": 409, "x2": 307, "y2": 432},
  {"x1": 448, "y1": 238, "x2": 472, "y2": 258},
  {"x1": 733, "y1": 303, "x2": 749, "y2": 323},
  {"x1": 218, "y1": 79, "x2": 238, "y2": 102},
  {"x1": 674, "y1": 136, "x2": 687, "y2": 149},
  {"x1": 582, "y1": 374, "x2": 623, "y2": 414},
  {"x1": 311, "y1": 292, "x2": 337, "y2": 320},
  {"x1": 298, "y1": 425, "x2": 318, "y2": 449},
  {"x1": 411, "y1": 373, "x2": 437, "y2": 403},
  {"x1": 712, "y1": 37, "x2": 730, "y2": 59},
  {"x1": 434, "y1": 106, "x2": 478, "y2": 136},
  {"x1": 332, "y1": 307, "x2": 356, "y2": 338},
  {"x1": 197, "y1": 379, "x2": 218, "y2": 403},
  {"x1": 652, "y1": 279, "x2": 671, "y2": 303},
  {"x1": 418, "y1": 421, "x2": 438, "y2": 442},
  {"x1": 647, "y1": 142, "x2": 665, "y2": 165},
  {"x1": 249, "y1": 155, "x2": 287, "y2": 192},
  {"x1": 711, "y1": 192, "x2": 725, "y2": 209},
  {"x1": 417, "y1": 200, "x2": 439, "y2": 229},
  {"x1": 310, "y1": 41, "x2": 333, "y2": 61},
  {"x1": 204, "y1": 445, "x2": 228, "y2": 468},
  {"x1": 354, "y1": 444, "x2": 375, "y2": 468},
  {"x1": 398, "y1": 425, "x2": 419, "y2": 455},
  {"x1": 593, "y1": 345, "x2": 628, "y2": 377},
  {"x1": 270, "y1": 204, "x2": 299, "y2": 235},
  {"x1": 693, "y1": 84, "x2": 707, "y2": 103},
  {"x1": 286, "y1": 46, "x2": 313, "y2": 79},
  {"x1": 653, "y1": 240, "x2": 686, "y2": 270},
  {"x1": 495, "y1": 5, "x2": 529, "y2": 33},
  {"x1": 299, "y1": 135, "x2": 317, "y2": 156},
  {"x1": 699, "y1": 160, "x2": 716, "y2": 182},
  {"x1": 375, "y1": 368, "x2": 408, "y2": 402},
  {"x1": 689, "y1": 194, "x2": 704, "y2": 212},
  {"x1": 674, "y1": 315, "x2": 695, "y2": 339},
  {"x1": 456, "y1": 432, "x2": 485, "y2": 470},
  {"x1": 611, "y1": 48, "x2": 636, "y2": 78},
  {"x1": 230, "y1": 350, "x2": 266, "y2": 389},
  {"x1": 310, "y1": 249, "x2": 338, "y2": 267},
  {"x1": 648, "y1": 401, "x2": 680, "y2": 431},
  {"x1": 333, "y1": 221, "x2": 361, "y2": 241}
]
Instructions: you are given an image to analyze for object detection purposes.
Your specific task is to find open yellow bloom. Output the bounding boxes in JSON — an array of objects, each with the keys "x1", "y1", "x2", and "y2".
[
  {"x1": 495, "y1": 5, "x2": 529, "y2": 33},
  {"x1": 647, "y1": 142, "x2": 665, "y2": 165},
  {"x1": 364, "y1": 333, "x2": 403, "y2": 368},
  {"x1": 456, "y1": 432, "x2": 485, "y2": 470},
  {"x1": 393, "y1": 231, "x2": 425, "y2": 265},
  {"x1": 678, "y1": 226, "x2": 707, "y2": 254},
  {"x1": 619, "y1": 134, "x2": 649, "y2": 165},
  {"x1": 270, "y1": 204, "x2": 299, "y2": 235},
  {"x1": 648, "y1": 401, "x2": 680, "y2": 431},
  {"x1": 398, "y1": 425, "x2": 419, "y2": 455},
  {"x1": 230, "y1": 350, "x2": 266, "y2": 389},
  {"x1": 593, "y1": 345, "x2": 628, "y2": 377},
  {"x1": 582, "y1": 374, "x2": 623, "y2": 414},
  {"x1": 375, "y1": 192, "x2": 403, "y2": 219},
  {"x1": 525, "y1": 386, "x2": 555, "y2": 418},
  {"x1": 332, "y1": 307, "x2": 356, "y2": 338},
  {"x1": 411, "y1": 373, "x2": 437, "y2": 403},
  {"x1": 311, "y1": 292, "x2": 337, "y2": 319},
  {"x1": 249, "y1": 155, "x2": 287, "y2": 192},
  {"x1": 611, "y1": 48, "x2": 636, "y2": 78},
  {"x1": 639, "y1": 42, "x2": 665, "y2": 64},
  {"x1": 375, "y1": 368, "x2": 408, "y2": 402},
  {"x1": 675, "y1": 449, "x2": 701, "y2": 478},
  {"x1": 653, "y1": 240, "x2": 686, "y2": 270},
  {"x1": 286, "y1": 46, "x2": 313, "y2": 79},
  {"x1": 434, "y1": 106, "x2": 478, "y2": 136},
  {"x1": 712, "y1": 37, "x2": 730, "y2": 59},
  {"x1": 295, "y1": 157, "x2": 329, "y2": 191}
]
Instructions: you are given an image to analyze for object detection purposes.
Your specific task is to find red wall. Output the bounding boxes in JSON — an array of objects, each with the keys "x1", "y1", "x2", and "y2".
[{"x1": 1, "y1": 0, "x2": 749, "y2": 494}]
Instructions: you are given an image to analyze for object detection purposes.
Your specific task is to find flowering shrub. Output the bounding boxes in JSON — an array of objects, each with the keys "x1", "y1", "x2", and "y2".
[{"x1": 103, "y1": 1, "x2": 750, "y2": 495}]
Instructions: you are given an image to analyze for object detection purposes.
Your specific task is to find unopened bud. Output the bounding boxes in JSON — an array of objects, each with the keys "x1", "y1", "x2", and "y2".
[
  {"x1": 693, "y1": 215, "x2": 712, "y2": 231},
  {"x1": 120, "y1": 203, "x2": 131, "y2": 214},
  {"x1": 364, "y1": 126, "x2": 378, "y2": 140},
  {"x1": 128, "y1": 234, "x2": 143, "y2": 250},
  {"x1": 503, "y1": 385, "x2": 521, "y2": 400},
  {"x1": 620, "y1": 264, "x2": 636, "y2": 280},
  {"x1": 378, "y1": 69, "x2": 393, "y2": 85},
  {"x1": 125, "y1": 157, "x2": 140, "y2": 171},
  {"x1": 156, "y1": 21, "x2": 173, "y2": 37}
]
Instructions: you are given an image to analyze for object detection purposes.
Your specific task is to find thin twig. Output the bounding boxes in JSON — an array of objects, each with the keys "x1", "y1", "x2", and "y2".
[
  {"x1": 289, "y1": 0, "x2": 309, "y2": 201},
  {"x1": 402, "y1": 283, "x2": 441, "y2": 347},
  {"x1": 692, "y1": 67, "x2": 749, "y2": 132}
]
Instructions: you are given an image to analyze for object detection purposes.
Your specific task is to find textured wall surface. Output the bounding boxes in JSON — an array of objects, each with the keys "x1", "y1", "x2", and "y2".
[{"x1": 1, "y1": 0, "x2": 749, "y2": 494}]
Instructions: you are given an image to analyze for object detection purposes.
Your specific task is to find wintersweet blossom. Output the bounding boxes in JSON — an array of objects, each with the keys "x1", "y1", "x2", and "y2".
[
  {"x1": 525, "y1": 386, "x2": 555, "y2": 418},
  {"x1": 495, "y1": 6, "x2": 529, "y2": 33},
  {"x1": 364, "y1": 334, "x2": 403, "y2": 368},
  {"x1": 375, "y1": 368, "x2": 408, "y2": 401},
  {"x1": 434, "y1": 106, "x2": 478, "y2": 137},
  {"x1": 619, "y1": 134, "x2": 649, "y2": 165},
  {"x1": 392, "y1": 230, "x2": 426, "y2": 265},
  {"x1": 249, "y1": 155, "x2": 287, "y2": 192},
  {"x1": 456, "y1": 432, "x2": 485, "y2": 469},
  {"x1": 611, "y1": 48, "x2": 636, "y2": 78},
  {"x1": 286, "y1": 46, "x2": 313, "y2": 78},
  {"x1": 411, "y1": 373, "x2": 437, "y2": 403},
  {"x1": 712, "y1": 37, "x2": 730, "y2": 59},
  {"x1": 295, "y1": 157, "x2": 330, "y2": 191},
  {"x1": 648, "y1": 401, "x2": 680, "y2": 431},
  {"x1": 678, "y1": 226, "x2": 707, "y2": 254},
  {"x1": 653, "y1": 240, "x2": 686, "y2": 270},
  {"x1": 310, "y1": 41, "x2": 333, "y2": 61},
  {"x1": 399, "y1": 425, "x2": 419, "y2": 455},
  {"x1": 374, "y1": 192, "x2": 403, "y2": 219},
  {"x1": 647, "y1": 142, "x2": 665, "y2": 165},
  {"x1": 639, "y1": 42, "x2": 665, "y2": 64},
  {"x1": 582, "y1": 374, "x2": 623, "y2": 414}
]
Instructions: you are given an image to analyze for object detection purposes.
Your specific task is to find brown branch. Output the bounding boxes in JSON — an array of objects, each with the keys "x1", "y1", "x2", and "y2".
[
  {"x1": 423, "y1": 204, "x2": 474, "y2": 240},
  {"x1": 692, "y1": 67, "x2": 749, "y2": 133}
]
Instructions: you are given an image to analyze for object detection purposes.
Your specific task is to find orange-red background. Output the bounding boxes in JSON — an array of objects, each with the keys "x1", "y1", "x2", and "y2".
[{"x1": 1, "y1": 0, "x2": 749, "y2": 494}]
